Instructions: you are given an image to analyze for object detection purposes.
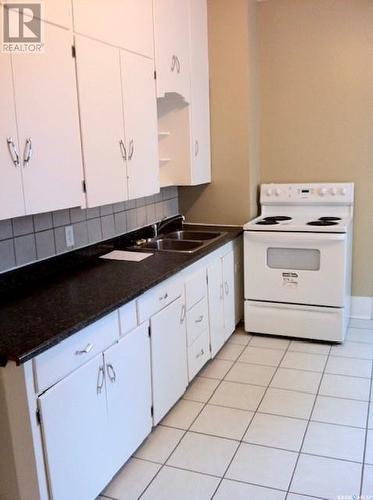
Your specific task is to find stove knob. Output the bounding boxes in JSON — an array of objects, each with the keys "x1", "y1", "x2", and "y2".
[
  {"x1": 266, "y1": 188, "x2": 273, "y2": 196},
  {"x1": 274, "y1": 188, "x2": 281, "y2": 197},
  {"x1": 319, "y1": 188, "x2": 328, "y2": 197},
  {"x1": 340, "y1": 188, "x2": 347, "y2": 196},
  {"x1": 330, "y1": 187, "x2": 337, "y2": 196}
]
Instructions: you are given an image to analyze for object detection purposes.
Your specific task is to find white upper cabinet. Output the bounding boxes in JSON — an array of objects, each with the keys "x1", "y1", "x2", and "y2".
[
  {"x1": 154, "y1": 0, "x2": 191, "y2": 101},
  {"x1": 121, "y1": 51, "x2": 159, "y2": 200},
  {"x1": 0, "y1": 54, "x2": 25, "y2": 220},
  {"x1": 11, "y1": 23, "x2": 83, "y2": 215},
  {"x1": 72, "y1": 0, "x2": 154, "y2": 58},
  {"x1": 189, "y1": 0, "x2": 211, "y2": 184},
  {"x1": 75, "y1": 35, "x2": 128, "y2": 207}
]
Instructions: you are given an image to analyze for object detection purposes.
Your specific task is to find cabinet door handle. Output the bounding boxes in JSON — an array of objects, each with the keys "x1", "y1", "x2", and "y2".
[
  {"x1": 75, "y1": 343, "x2": 94, "y2": 355},
  {"x1": 171, "y1": 55, "x2": 176, "y2": 72},
  {"x1": 180, "y1": 304, "x2": 186, "y2": 323},
  {"x1": 97, "y1": 365, "x2": 105, "y2": 394},
  {"x1": 106, "y1": 363, "x2": 116, "y2": 383},
  {"x1": 195, "y1": 315, "x2": 204, "y2": 323},
  {"x1": 23, "y1": 138, "x2": 32, "y2": 167},
  {"x1": 6, "y1": 137, "x2": 20, "y2": 167},
  {"x1": 224, "y1": 281, "x2": 229, "y2": 295},
  {"x1": 119, "y1": 139, "x2": 127, "y2": 161},
  {"x1": 159, "y1": 292, "x2": 169, "y2": 301},
  {"x1": 175, "y1": 56, "x2": 181, "y2": 74},
  {"x1": 128, "y1": 139, "x2": 134, "y2": 160},
  {"x1": 195, "y1": 140, "x2": 199, "y2": 157},
  {"x1": 196, "y1": 348, "x2": 204, "y2": 359}
]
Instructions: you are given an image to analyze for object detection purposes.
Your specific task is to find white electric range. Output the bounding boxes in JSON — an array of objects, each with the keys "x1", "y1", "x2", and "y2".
[{"x1": 244, "y1": 183, "x2": 354, "y2": 342}]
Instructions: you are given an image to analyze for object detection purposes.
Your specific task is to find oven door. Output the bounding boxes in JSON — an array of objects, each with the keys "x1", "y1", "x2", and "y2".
[{"x1": 244, "y1": 231, "x2": 347, "y2": 307}]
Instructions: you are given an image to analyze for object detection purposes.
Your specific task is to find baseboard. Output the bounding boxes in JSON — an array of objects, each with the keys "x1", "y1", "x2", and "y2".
[{"x1": 350, "y1": 296, "x2": 373, "y2": 319}]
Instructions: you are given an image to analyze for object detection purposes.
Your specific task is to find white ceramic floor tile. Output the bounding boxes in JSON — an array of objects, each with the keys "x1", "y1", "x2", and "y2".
[
  {"x1": 249, "y1": 335, "x2": 290, "y2": 350},
  {"x1": 200, "y1": 359, "x2": 234, "y2": 380},
  {"x1": 141, "y1": 466, "x2": 220, "y2": 500},
  {"x1": 167, "y1": 432, "x2": 238, "y2": 476},
  {"x1": 161, "y1": 399, "x2": 204, "y2": 430},
  {"x1": 226, "y1": 443, "x2": 297, "y2": 490},
  {"x1": 209, "y1": 381, "x2": 266, "y2": 411},
  {"x1": 216, "y1": 342, "x2": 246, "y2": 361},
  {"x1": 369, "y1": 403, "x2": 373, "y2": 429},
  {"x1": 312, "y1": 395, "x2": 369, "y2": 428},
  {"x1": 362, "y1": 464, "x2": 373, "y2": 497},
  {"x1": 347, "y1": 327, "x2": 373, "y2": 344},
  {"x1": 214, "y1": 479, "x2": 286, "y2": 500},
  {"x1": 134, "y1": 426, "x2": 184, "y2": 464},
  {"x1": 102, "y1": 458, "x2": 160, "y2": 500},
  {"x1": 290, "y1": 454, "x2": 362, "y2": 499},
  {"x1": 366, "y1": 430, "x2": 373, "y2": 464},
  {"x1": 270, "y1": 368, "x2": 322, "y2": 394},
  {"x1": 289, "y1": 340, "x2": 331, "y2": 355},
  {"x1": 330, "y1": 341, "x2": 373, "y2": 360},
  {"x1": 287, "y1": 495, "x2": 323, "y2": 500},
  {"x1": 319, "y1": 373, "x2": 370, "y2": 401},
  {"x1": 183, "y1": 377, "x2": 220, "y2": 403},
  {"x1": 280, "y1": 352, "x2": 327, "y2": 372},
  {"x1": 349, "y1": 318, "x2": 373, "y2": 330},
  {"x1": 225, "y1": 362, "x2": 276, "y2": 387},
  {"x1": 325, "y1": 355, "x2": 372, "y2": 378},
  {"x1": 243, "y1": 413, "x2": 307, "y2": 452},
  {"x1": 239, "y1": 346, "x2": 284, "y2": 367},
  {"x1": 190, "y1": 404, "x2": 254, "y2": 440},
  {"x1": 259, "y1": 388, "x2": 315, "y2": 419},
  {"x1": 227, "y1": 330, "x2": 252, "y2": 346},
  {"x1": 302, "y1": 421, "x2": 366, "y2": 462}
]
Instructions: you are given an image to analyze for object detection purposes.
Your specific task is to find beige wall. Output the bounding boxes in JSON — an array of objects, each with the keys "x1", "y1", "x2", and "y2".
[
  {"x1": 180, "y1": 0, "x2": 260, "y2": 224},
  {"x1": 259, "y1": 0, "x2": 373, "y2": 297}
]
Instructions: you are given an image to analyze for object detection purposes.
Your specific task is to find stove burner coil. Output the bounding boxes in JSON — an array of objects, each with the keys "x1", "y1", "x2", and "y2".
[
  {"x1": 263, "y1": 216, "x2": 293, "y2": 222},
  {"x1": 256, "y1": 220, "x2": 280, "y2": 225},
  {"x1": 318, "y1": 217, "x2": 342, "y2": 222},
  {"x1": 307, "y1": 220, "x2": 338, "y2": 226}
]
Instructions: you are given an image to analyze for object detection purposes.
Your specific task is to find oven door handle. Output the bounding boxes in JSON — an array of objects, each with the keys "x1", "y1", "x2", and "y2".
[{"x1": 244, "y1": 231, "x2": 346, "y2": 243}]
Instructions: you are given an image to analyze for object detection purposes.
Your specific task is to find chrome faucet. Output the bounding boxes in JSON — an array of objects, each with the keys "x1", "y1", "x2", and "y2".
[{"x1": 153, "y1": 214, "x2": 185, "y2": 237}]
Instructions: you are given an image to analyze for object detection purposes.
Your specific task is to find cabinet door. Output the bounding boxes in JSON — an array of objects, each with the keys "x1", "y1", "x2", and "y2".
[
  {"x1": 72, "y1": 0, "x2": 154, "y2": 58},
  {"x1": 150, "y1": 296, "x2": 188, "y2": 424},
  {"x1": 189, "y1": 0, "x2": 211, "y2": 185},
  {"x1": 38, "y1": 354, "x2": 109, "y2": 500},
  {"x1": 0, "y1": 53, "x2": 25, "y2": 220},
  {"x1": 207, "y1": 258, "x2": 225, "y2": 357},
  {"x1": 121, "y1": 51, "x2": 159, "y2": 200},
  {"x1": 222, "y1": 251, "x2": 236, "y2": 340},
  {"x1": 12, "y1": 23, "x2": 83, "y2": 215},
  {"x1": 154, "y1": 0, "x2": 191, "y2": 101},
  {"x1": 104, "y1": 323, "x2": 152, "y2": 473},
  {"x1": 75, "y1": 35, "x2": 128, "y2": 207}
]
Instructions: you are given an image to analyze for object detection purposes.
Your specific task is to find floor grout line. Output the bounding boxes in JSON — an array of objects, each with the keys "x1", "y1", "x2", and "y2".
[{"x1": 359, "y1": 355, "x2": 373, "y2": 497}]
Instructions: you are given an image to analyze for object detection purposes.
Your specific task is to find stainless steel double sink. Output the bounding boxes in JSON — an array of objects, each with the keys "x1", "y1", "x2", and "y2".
[{"x1": 130, "y1": 230, "x2": 227, "y2": 253}]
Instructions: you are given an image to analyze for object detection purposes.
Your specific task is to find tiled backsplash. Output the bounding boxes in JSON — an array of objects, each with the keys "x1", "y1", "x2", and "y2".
[{"x1": 0, "y1": 187, "x2": 179, "y2": 273}]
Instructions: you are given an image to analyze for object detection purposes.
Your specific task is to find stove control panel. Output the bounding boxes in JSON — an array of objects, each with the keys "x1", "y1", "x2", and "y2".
[{"x1": 261, "y1": 183, "x2": 354, "y2": 204}]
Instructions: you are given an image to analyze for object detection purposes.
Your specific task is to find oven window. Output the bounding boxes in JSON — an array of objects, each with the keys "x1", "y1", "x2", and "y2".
[{"x1": 267, "y1": 248, "x2": 321, "y2": 271}]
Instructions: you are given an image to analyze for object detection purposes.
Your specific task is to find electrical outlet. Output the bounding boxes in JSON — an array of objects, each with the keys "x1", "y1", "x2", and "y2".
[{"x1": 65, "y1": 225, "x2": 75, "y2": 248}]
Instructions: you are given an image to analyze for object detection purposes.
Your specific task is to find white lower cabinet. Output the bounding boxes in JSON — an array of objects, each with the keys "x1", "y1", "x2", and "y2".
[
  {"x1": 222, "y1": 250, "x2": 236, "y2": 340},
  {"x1": 38, "y1": 354, "x2": 109, "y2": 500},
  {"x1": 38, "y1": 322, "x2": 151, "y2": 500},
  {"x1": 150, "y1": 296, "x2": 188, "y2": 424}
]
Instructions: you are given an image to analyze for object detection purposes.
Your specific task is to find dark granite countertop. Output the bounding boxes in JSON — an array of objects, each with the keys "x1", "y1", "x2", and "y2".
[{"x1": 0, "y1": 223, "x2": 242, "y2": 366}]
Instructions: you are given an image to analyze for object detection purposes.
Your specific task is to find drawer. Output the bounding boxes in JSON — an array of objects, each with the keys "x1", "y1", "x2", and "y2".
[
  {"x1": 186, "y1": 297, "x2": 209, "y2": 346},
  {"x1": 188, "y1": 329, "x2": 210, "y2": 381},
  {"x1": 119, "y1": 299, "x2": 138, "y2": 336},
  {"x1": 137, "y1": 276, "x2": 184, "y2": 323},
  {"x1": 185, "y1": 268, "x2": 207, "y2": 310},
  {"x1": 33, "y1": 311, "x2": 120, "y2": 394}
]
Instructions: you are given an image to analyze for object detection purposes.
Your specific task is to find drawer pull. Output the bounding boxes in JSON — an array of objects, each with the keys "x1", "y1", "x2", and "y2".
[
  {"x1": 196, "y1": 348, "x2": 205, "y2": 359},
  {"x1": 97, "y1": 366, "x2": 105, "y2": 394},
  {"x1": 195, "y1": 315, "x2": 204, "y2": 323},
  {"x1": 106, "y1": 363, "x2": 117, "y2": 383},
  {"x1": 159, "y1": 292, "x2": 169, "y2": 301},
  {"x1": 75, "y1": 343, "x2": 94, "y2": 355},
  {"x1": 224, "y1": 281, "x2": 229, "y2": 296}
]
